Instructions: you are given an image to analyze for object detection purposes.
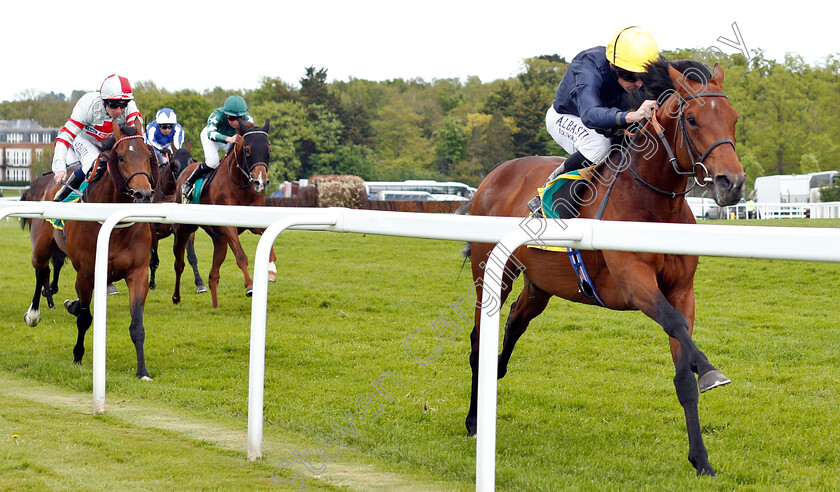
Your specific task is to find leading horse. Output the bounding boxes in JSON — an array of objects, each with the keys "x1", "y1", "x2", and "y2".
[
  {"x1": 464, "y1": 60, "x2": 744, "y2": 475},
  {"x1": 170, "y1": 118, "x2": 276, "y2": 308},
  {"x1": 21, "y1": 122, "x2": 159, "y2": 379}
]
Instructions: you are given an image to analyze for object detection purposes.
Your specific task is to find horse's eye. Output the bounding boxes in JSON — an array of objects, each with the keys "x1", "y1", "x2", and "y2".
[{"x1": 687, "y1": 115, "x2": 698, "y2": 127}]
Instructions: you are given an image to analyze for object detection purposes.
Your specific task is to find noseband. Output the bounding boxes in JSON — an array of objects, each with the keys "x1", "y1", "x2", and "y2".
[{"x1": 630, "y1": 92, "x2": 736, "y2": 197}]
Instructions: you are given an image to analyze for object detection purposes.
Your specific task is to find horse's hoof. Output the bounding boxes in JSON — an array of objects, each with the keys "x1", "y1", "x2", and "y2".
[
  {"x1": 106, "y1": 284, "x2": 119, "y2": 295},
  {"x1": 699, "y1": 369, "x2": 731, "y2": 393},
  {"x1": 73, "y1": 359, "x2": 82, "y2": 365},
  {"x1": 139, "y1": 375, "x2": 152, "y2": 381},
  {"x1": 196, "y1": 284, "x2": 208, "y2": 294},
  {"x1": 245, "y1": 286, "x2": 253, "y2": 297},
  {"x1": 268, "y1": 271, "x2": 277, "y2": 283},
  {"x1": 465, "y1": 417, "x2": 477, "y2": 437},
  {"x1": 149, "y1": 282, "x2": 156, "y2": 290},
  {"x1": 24, "y1": 307, "x2": 41, "y2": 327},
  {"x1": 172, "y1": 296, "x2": 180, "y2": 305}
]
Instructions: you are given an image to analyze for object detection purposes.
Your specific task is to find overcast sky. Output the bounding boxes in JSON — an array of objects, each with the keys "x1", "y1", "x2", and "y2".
[{"x1": 3, "y1": 1, "x2": 834, "y2": 102}]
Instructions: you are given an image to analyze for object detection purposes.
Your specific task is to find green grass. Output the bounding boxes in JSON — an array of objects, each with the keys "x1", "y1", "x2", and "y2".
[{"x1": 2, "y1": 217, "x2": 840, "y2": 490}]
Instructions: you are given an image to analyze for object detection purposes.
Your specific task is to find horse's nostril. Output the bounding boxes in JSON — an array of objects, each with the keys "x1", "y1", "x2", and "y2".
[{"x1": 714, "y1": 175, "x2": 732, "y2": 192}]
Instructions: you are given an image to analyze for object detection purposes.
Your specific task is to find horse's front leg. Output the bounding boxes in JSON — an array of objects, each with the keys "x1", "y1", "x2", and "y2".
[
  {"x1": 149, "y1": 237, "x2": 159, "y2": 290},
  {"x1": 68, "y1": 275, "x2": 94, "y2": 364},
  {"x1": 614, "y1": 259, "x2": 724, "y2": 476},
  {"x1": 125, "y1": 266, "x2": 151, "y2": 380},
  {"x1": 48, "y1": 249, "x2": 66, "y2": 301},
  {"x1": 209, "y1": 233, "x2": 230, "y2": 309},
  {"x1": 221, "y1": 226, "x2": 253, "y2": 297}
]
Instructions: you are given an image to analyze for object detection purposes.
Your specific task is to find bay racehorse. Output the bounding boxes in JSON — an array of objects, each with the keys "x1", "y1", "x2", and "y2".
[
  {"x1": 464, "y1": 60, "x2": 744, "y2": 475},
  {"x1": 149, "y1": 144, "x2": 207, "y2": 293},
  {"x1": 171, "y1": 118, "x2": 276, "y2": 308},
  {"x1": 21, "y1": 122, "x2": 159, "y2": 379}
]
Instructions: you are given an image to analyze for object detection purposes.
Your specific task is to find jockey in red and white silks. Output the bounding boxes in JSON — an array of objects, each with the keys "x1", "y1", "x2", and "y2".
[{"x1": 52, "y1": 75, "x2": 143, "y2": 186}]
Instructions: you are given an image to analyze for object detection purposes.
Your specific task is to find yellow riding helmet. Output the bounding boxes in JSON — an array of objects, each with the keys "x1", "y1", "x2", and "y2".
[{"x1": 605, "y1": 26, "x2": 659, "y2": 73}]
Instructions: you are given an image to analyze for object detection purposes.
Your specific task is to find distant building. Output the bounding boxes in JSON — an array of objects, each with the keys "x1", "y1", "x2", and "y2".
[{"x1": 0, "y1": 119, "x2": 59, "y2": 182}]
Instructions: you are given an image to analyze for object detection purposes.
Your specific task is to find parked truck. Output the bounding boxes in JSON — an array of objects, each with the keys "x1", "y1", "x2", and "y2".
[{"x1": 754, "y1": 171, "x2": 838, "y2": 203}]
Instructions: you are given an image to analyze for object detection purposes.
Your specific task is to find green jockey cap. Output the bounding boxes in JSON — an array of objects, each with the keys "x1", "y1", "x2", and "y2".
[{"x1": 223, "y1": 95, "x2": 248, "y2": 117}]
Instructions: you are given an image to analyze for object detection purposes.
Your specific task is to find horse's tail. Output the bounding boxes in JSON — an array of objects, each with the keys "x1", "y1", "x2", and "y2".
[
  {"x1": 18, "y1": 187, "x2": 31, "y2": 230},
  {"x1": 455, "y1": 199, "x2": 472, "y2": 258}
]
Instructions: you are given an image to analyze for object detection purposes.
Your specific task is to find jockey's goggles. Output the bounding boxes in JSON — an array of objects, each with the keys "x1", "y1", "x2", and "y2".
[{"x1": 105, "y1": 99, "x2": 130, "y2": 109}]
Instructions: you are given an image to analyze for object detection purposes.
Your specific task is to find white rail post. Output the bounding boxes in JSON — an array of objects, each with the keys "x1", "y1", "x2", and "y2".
[
  {"x1": 92, "y1": 209, "x2": 167, "y2": 415},
  {"x1": 247, "y1": 213, "x2": 339, "y2": 461},
  {"x1": 475, "y1": 226, "x2": 537, "y2": 492}
]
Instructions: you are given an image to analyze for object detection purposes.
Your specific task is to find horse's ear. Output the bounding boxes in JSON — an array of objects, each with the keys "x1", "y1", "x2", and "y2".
[
  {"x1": 667, "y1": 64, "x2": 706, "y2": 96},
  {"x1": 712, "y1": 63, "x2": 725, "y2": 85},
  {"x1": 113, "y1": 123, "x2": 124, "y2": 141},
  {"x1": 263, "y1": 118, "x2": 270, "y2": 133},
  {"x1": 135, "y1": 118, "x2": 144, "y2": 135}
]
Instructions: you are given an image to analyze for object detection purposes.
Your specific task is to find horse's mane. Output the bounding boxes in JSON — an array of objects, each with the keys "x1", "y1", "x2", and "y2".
[{"x1": 624, "y1": 57, "x2": 713, "y2": 108}]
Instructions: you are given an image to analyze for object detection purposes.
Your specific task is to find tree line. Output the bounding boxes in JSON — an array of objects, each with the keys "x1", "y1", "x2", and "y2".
[{"x1": 2, "y1": 49, "x2": 838, "y2": 191}]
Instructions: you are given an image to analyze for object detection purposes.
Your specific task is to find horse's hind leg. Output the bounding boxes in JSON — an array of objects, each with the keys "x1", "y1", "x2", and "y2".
[
  {"x1": 64, "y1": 299, "x2": 92, "y2": 364},
  {"x1": 465, "y1": 252, "x2": 523, "y2": 436},
  {"x1": 497, "y1": 277, "x2": 552, "y2": 379},
  {"x1": 171, "y1": 224, "x2": 198, "y2": 305},
  {"x1": 251, "y1": 228, "x2": 277, "y2": 283}
]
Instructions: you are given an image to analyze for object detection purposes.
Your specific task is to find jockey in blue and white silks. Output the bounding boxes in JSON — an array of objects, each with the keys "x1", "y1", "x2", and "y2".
[{"x1": 145, "y1": 108, "x2": 185, "y2": 164}]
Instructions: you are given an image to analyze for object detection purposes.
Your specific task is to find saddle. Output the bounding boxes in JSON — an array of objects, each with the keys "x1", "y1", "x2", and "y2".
[
  {"x1": 186, "y1": 166, "x2": 220, "y2": 204},
  {"x1": 538, "y1": 164, "x2": 601, "y2": 220}
]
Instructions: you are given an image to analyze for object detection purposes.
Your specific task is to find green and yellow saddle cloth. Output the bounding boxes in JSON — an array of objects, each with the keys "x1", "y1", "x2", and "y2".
[
  {"x1": 48, "y1": 181, "x2": 90, "y2": 230},
  {"x1": 528, "y1": 165, "x2": 606, "y2": 307},
  {"x1": 183, "y1": 177, "x2": 206, "y2": 204}
]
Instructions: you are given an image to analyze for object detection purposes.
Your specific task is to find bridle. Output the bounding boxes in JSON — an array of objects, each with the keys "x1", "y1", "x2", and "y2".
[
  {"x1": 117, "y1": 135, "x2": 157, "y2": 198},
  {"x1": 228, "y1": 129, "x2": 269, "y2": 188},
  {"x1": 629, "y1": 92, "x2": 736, "y2": 198},
  {"x1": 87, "y1": 134, "x2": 157, "y2": 200}
]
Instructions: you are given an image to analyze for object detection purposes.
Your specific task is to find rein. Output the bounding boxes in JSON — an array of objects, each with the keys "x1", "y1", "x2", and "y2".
[{"x1": 627, "y1": 92, "x2": 736, "y2": 199}]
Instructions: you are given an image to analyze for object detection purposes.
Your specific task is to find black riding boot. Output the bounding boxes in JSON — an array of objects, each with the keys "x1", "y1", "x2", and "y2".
[
  {"x1": 182, "y1": 163, "x2": 212, "y2": 199},
  {"x1": 53, "y1": 169, "x2": 86, "y2": 202},
  {"x1": 527, "y1": 151, "x2": 592, "y2": 217}
]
